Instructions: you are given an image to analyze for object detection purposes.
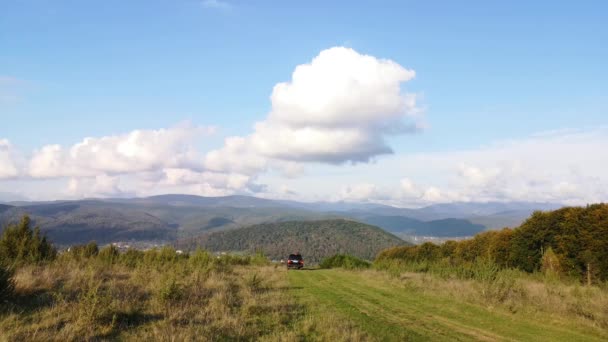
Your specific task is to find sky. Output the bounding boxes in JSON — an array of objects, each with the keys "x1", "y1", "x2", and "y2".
[{"x1": 1, "y1": 0, "x2": 607, "y2": 206}]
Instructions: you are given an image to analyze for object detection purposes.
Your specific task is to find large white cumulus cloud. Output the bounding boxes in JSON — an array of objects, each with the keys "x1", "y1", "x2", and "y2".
[
  {"x1": 205, "y1": 47, "x2": 419, "y2": 172},
  {"x1": 269, "y1": 47, "x2": 416, "y2": 128},
  {"x1": 29, "y1": 123, "x2": 214, "y2": 178}
]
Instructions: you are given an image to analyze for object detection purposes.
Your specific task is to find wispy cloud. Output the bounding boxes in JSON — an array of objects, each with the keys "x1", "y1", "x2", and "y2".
[{"x1": 201, "y1": 0, "x2": 232, "y2": 10}]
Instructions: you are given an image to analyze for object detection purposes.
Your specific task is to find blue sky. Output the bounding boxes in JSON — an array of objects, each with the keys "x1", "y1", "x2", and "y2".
[{"x1": 1, "y1": 0, "x2": 607, "y2": 205}]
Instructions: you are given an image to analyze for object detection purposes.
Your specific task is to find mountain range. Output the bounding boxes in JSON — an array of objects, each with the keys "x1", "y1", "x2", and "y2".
[{"x1": 0, "y1": 194, "x2": 562, "y2": 246}]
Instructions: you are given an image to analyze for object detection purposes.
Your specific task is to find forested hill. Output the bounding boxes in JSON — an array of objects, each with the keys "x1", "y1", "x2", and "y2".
[
  {"x1": 176, "y1": 219, "x2": 408, "y2": 263},
  {"x1": 377, "y1": 203, "x2": 608, "y2": 282}
]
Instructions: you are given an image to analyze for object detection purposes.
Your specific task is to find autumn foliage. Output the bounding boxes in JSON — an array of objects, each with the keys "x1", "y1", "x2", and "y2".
[{"x1": 376, "y1": 204, "x2": 608, "y2": 283}]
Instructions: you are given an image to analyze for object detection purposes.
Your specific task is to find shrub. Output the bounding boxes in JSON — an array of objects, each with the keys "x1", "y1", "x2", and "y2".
[
  {"x1": 157, "y1": 277, "x2": 183, "y2": 303},
  {"x1": 67, "y1": 242, "x2": 99, "y2": 260},
  {"x1": 541, "y1": 247, "x2": 562, "y2": 277},
  {"x1": 189, "y1": 249, "x2": 212, "y2": 268},
  {"x1": 120, "y1": 249, "x2": 145, "y2": 268},
  {"x1": 0, "y1": 215, "x2": 56, "y2": 265},
  {"x1": 320, "y1": 254, "x2": 371, "y2": 270},
  {"x1": 139, "y1": 247, "x2": 189, "y2": 268},
  {"x1": 0, "y1": 265, "x2": 14, "y2": 303},
  {"x1": 250, "y1": 251, "x2": 270, "y2": 266},
  {"x1": 97, "y1": 245, "x2": 120, "y2": 264}
]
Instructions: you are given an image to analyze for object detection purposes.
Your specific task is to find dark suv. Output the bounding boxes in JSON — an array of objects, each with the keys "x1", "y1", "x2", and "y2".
[{"x1": 286, "y1": 254, "x2": 304, "y2": 270}]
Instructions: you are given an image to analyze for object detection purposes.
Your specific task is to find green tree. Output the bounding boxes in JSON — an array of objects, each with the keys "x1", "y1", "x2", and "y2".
[{"x1": 0, "y1": 215, "x2": 56, "y2": 266}]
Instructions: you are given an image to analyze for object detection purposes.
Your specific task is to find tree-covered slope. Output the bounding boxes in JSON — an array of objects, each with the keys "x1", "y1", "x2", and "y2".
[
  {"x1": 178, "y1": 219, "x2": 407, "y2": 262},
  {"x1": 377, "y1": 203, "x2": 608, "y2": 282},
  {"x1": 0, "y1": 202, "x2": 176, "y2": 245},
  {"x1": 359, "y1": 215, "x2": 486, "y2": 236}
]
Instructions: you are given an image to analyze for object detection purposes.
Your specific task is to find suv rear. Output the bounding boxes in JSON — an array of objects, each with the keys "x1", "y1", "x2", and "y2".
[{"x1": 286, "y1": 254, "x2": 304, "y2": 270}]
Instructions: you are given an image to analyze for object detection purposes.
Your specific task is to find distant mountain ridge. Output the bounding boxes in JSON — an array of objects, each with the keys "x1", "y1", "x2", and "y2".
[
  {"x1": 357, "y1": 215, "x2": 487, "y2": 237},
  {"x1": 0, "y1": 194, "x2": 564, "y2": 246}
]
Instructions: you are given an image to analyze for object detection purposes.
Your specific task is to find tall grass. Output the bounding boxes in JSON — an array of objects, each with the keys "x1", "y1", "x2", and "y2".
[
  {"x1": 0, "y1": 247, "x2": 364, "y2": 340},
  {"x1": 373, "y1": 258, "x2": 608, "y2": 329}
]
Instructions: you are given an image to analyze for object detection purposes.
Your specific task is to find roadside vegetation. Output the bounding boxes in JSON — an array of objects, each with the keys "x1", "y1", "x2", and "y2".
[{"x1": 319, "y1": 254, "x2": 371, "y2": 270}]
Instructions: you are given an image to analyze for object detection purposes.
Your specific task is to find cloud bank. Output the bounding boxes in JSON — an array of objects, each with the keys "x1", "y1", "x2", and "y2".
[
  {"x1": 28, "y1": 123, "x2": 214, "y2": 178},
  {"x1": 335, "y1": 129, "x2": 608, "y2": 206}
]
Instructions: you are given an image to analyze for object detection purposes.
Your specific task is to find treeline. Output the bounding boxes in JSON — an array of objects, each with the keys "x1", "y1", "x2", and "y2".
[{"x1": 377, "y1": 204, "x2": 608, "y2": 283}]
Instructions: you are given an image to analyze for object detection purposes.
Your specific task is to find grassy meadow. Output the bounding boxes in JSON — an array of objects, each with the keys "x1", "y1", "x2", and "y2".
[
  {"x1": 1, "y1": 251, "x2": 608, "y2": 341},
  {"x1": 0, "y1": 248, "x2": 369, "y2": 341},
  {"x1": 290, "y1": 268, "x2": 608, "y2": 341}
]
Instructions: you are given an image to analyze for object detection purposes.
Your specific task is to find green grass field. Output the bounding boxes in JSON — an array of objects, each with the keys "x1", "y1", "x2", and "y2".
[
  {"x1": 2, "y1": 257, "x2": 607, "y2": 341},
  {"x1": 289, "y1": 269, "x2": 608, "y2": 341}
]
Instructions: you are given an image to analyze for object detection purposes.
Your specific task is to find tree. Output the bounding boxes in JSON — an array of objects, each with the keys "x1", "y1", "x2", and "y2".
[{"x1": 0, "y1": 215, "x2": 56, "y2": 265}]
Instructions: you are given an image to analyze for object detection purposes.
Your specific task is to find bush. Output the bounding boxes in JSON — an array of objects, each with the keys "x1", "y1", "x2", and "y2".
[
  {"x1": 189, "y1": 249, "x2": 212, "y2": 268},
  {"x1": 157, "y1": 277, "x2": 183, "y2": 303},
  {"x1": 0, "y1": 215, "x2": 56, "y2": 265},
  {"x1": 320, "y1": 254, "x2": 371, "y2": 270},
  {"x1": 0, "y1": 265, "x2": 14, "y2": 303},
  {"x1": 66, "y1": 242, "x2": 99, "y2": 260},
  {"x1": 97, "y1": 245, "x2": 120, "y2": 264},
  {"x1": 120, "y1": 249, "x2": 145, "y2": 268}
]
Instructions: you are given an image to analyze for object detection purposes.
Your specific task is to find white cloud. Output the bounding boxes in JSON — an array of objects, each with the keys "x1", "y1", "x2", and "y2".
[
  {"x1": 204, "y1": 136, "x2": 268, "y2": 175},
  {"x1": 343, "y1": 128, "x2": 608, "y2": 206},
  {"x1": 162, "y1": 168, "x2": 259, "y2": 192},
  {"x1": 336, "y1": 178, "x2": 461, "y2": 206},
  {"x1": 268, "y1": 47, "x2": 416, "y2": 128},
  {"x1": 0, "y1": 139, "x2": 20, "y2": 179},
  {"x1": 339, "y1": 183, "x2": 382, "y2": 202},
  {"x1": 435, "y1": 129, "x2": 608, "y2": 204},
  {"x1": 29, "y1": 123, "x2": 215, "y2": 178},
  {"x1": 205, "y1": 46, "x2": 420, "y2": 173},
  {"x1": 67, "y1": 174, "x2": 125, "y2": 198}
]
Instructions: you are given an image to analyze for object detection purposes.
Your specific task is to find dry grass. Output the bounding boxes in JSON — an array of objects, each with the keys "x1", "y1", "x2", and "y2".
[
  {"x1": 360, "y1": 268, "x2": 608, "y2": 331},
  {"x1": 5, "y1": 252, "x2": 606, "y2": 341},
  {"x1": 0, "y1": 257, "x2": 363, "y2": 341}
]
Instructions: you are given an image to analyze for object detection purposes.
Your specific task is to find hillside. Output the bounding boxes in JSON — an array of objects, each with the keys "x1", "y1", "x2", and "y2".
[
  {"x1": 177, "y1": 219, "x2": 407, "y2": 262},
  {"x1": 0, "y1": 202, "x2": 176, "y2": 245},
  {"x1": 0, "y1": 199, "x2": 336, "y2": 245},
  {"x1": 357, "y1": 215, "x2": 487, "y2": 236}
]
